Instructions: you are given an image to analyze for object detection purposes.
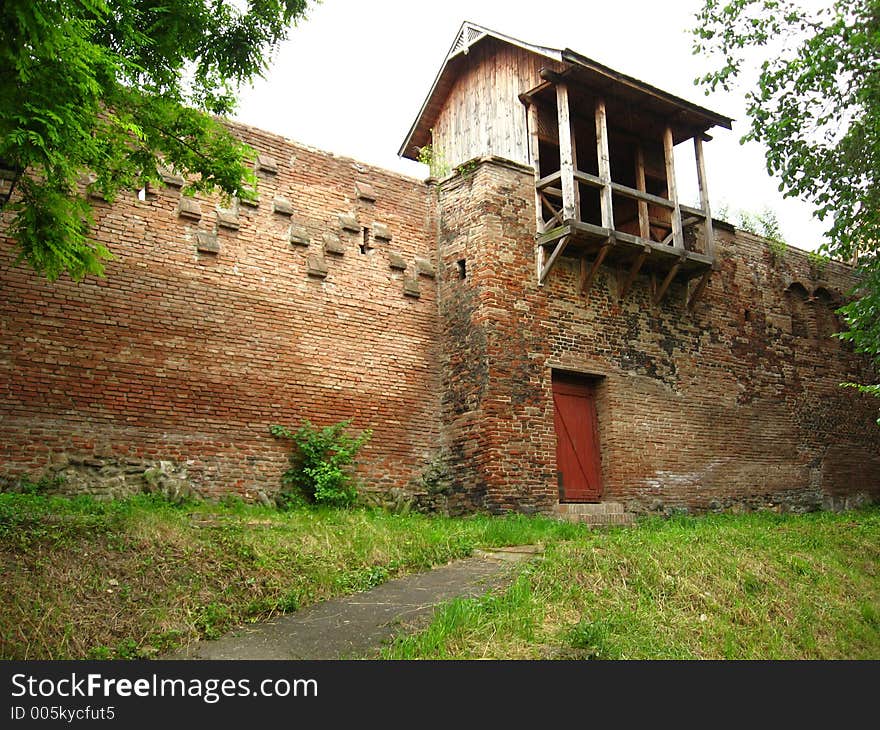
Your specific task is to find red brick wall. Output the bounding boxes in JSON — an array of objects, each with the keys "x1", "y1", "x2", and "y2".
[
  {"x1": 3, "y1": 139, "x2": 878, "y2": 513},
  {"x1": 0, "y1": 123, "x2": 442, "y2": 501},
  {"x1": 435, "y1": 159, "x2": 880, "y2": 514},
  {"x1": 436, "y1": 160, "x2": 557, "y2": 513}
]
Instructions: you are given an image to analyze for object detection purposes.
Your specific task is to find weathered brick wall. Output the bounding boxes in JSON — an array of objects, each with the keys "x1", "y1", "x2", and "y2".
[
  {"x1": 436, "y1": 160, "x2": 558, "y2": 513},
  {"x1": 0, "y1": 122, "x2": 442, "y2": 502},
  {"x1": 435, "y1": 158, "x2": 880, "y2": 514},
  {"x1": 3, "y1": 138, "x2": 878, "y2": 513}
]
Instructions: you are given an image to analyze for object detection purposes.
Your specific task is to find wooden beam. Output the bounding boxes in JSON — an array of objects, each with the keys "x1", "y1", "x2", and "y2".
[
  {"x1": 537, "y1": 224, "x2": 572, "y2": 247},
  {"x1": 538, "y1": 234, "x2": 571, "y2": 285},
  {"x1": 694, "y1": 135, "x2": 716, "y2": 263},
  {"x1": 527, "y1": 101, "x2": 544, "y2": 236},
  {"x1": 564, "y1": 220, "x2": 713, "y2": 267},
  {"x1": 619, "y1": 244, "x2": 651, "y2": 301},
  {"x1": 680, "y1": 203, "x2": 709, "y2": 218},
  {"x1": 537, "y1": 239, "x2": 546, "y2": 284},
  {"x1": 663, "y1": 125, "x2": 685, "y2": 251},
  {"x1": 687, "y1": 269, "x2": 712, "y2": 310},
  {"x1": 539, "y1": 192, "x2": 565, "y2": 227},
  {"x1": 611, "y1": 180, "x2": 676, "y2": 209},
  {"x1": 572, "y1": 169, "x2": 675, "y2": 208},
  {"x1": 536, "y1": 170, "x2": 562, "y2": 190},
  {"x1": 653, "y1": 250, "x2": 687, "y2": 304},
  {"x1": 571, "y1": 170, "x2": 603, "y2": 189},
  {"x1": 518, "y1": 80, "x2": 554, "y2": 104},
  {"x1": 555, "y1": 82, "x2": 580, "y2": 222},
  {"x1": 661, "y1": 216, "x2": 701, "y2": 246},
  {"x1": 580, "y1": 238, "x2": 614, "y2": 296},
  {"x1": 595, "y1": 98, "x2": 614, "y2": 230},
  {"x1": 530, "y1": 99, "x2": 551, "y2": 283},
  {"x1": 635, "y1": 146, "x2": 650, "y2": 241}
]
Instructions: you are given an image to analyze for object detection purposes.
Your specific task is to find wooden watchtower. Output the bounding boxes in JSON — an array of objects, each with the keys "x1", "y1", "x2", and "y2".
[{"x1": 400, "y1": 22, "x2": 732, "y2": 308}]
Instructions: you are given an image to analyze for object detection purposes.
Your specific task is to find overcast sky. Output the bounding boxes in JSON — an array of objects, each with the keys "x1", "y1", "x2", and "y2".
[{"x1": 234, "y1": 0, "x2": 827, "y2": 251}]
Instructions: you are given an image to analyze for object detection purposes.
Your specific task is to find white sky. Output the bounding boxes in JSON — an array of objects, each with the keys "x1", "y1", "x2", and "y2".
[{"x1": 234, "y1": 0, "x2": 828, "y2": 251}]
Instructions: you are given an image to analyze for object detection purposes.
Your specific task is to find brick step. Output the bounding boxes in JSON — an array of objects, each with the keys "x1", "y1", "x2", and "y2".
[
  {"x1": 553, "y1": 501, "x2": 626, "y2": 515},
  {"x1": 551, "y1": 502, "x2": 635, "y2": 526},
  {"x1": 552, "y1": 512, "x2": 636, "y2": 526}
]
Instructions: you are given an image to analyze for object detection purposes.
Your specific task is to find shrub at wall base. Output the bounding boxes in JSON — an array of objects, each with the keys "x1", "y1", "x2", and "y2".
[{"x1": 270, "y1": 420, "x2": 371, "y2": 509}]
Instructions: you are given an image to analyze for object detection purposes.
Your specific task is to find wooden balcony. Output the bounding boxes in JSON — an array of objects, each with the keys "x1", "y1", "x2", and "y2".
[
  {"x1": 522, "y1": 70, "x2": 720, "y2": 309},
  {"x1": 535, "y1": 169, "x2": 716, "y2": 307}
]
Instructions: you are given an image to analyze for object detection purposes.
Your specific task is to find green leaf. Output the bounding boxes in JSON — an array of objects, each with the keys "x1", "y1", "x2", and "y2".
[
  {"x1": 0, "y1": 0, "x2": 310, "y2": 281},
  {"x1": 691, "y1": 0, "x2": 880, "y2": 409}
]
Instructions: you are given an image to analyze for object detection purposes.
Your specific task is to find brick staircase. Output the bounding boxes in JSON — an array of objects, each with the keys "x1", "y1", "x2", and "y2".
[{"x1": 551, "y1": 502, "x2": 636, "y2": 526}]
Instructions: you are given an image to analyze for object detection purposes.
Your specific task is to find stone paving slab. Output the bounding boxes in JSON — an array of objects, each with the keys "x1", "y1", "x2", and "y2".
[{"x1": 166, "y1": 546, "x2": 542, "y2": 660}]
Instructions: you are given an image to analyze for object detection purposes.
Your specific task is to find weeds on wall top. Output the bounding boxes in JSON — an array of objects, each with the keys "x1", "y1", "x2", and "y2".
[
  {"x1": 808, "y1": 250, "x2": 829, "y2": 277},
  {"x1": 455, "y1": 160, "x2": 479, "y2": 177},
  {"x1": 270, "y1": 420, "x2": 371, "y2": 509},
  {"x1": 416, "y1": 129, "x2": 451, "y2": 179},
  {"x1": 736, "y1": 207, "x2": 787, "y2": 263}
]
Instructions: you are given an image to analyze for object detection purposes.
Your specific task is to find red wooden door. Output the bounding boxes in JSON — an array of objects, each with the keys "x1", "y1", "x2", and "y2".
[{"x1": 552, "y1": 375, "x2": 603, "y2": 502}]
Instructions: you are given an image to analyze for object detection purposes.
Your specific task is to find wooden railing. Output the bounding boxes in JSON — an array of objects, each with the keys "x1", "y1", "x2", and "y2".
[
  {"x1": 536, "y1": 171, "x2": 711, "y2": 251},
  {"x1": 525, "y1": 74, "x2": 717, "y2": 256},
  {"x1": 522, "y1": 74, "x2": 718, "y2": 309}
]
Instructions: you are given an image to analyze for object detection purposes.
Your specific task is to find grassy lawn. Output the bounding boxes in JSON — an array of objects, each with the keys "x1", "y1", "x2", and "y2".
[
  {"x1": 0, "y1": 493, "x2": 587, "y2": 659},
  {"x1": 2, "y1": 494, "x2": 877, "y2": 660},
  {"x1": 383, "y1": 508, "x2": 880, "y2": 659}
]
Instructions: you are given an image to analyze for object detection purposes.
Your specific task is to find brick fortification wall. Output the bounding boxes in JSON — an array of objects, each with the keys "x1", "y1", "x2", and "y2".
[
  {"x1": 436, "y1": 159, "x2": 880, "y2": 514},
  {"x1": 0, "y1": 122, "x2": 442, "y2": 503},
  {"x1": 2, "y1": 138, "x2": 878, "y2": 513}
]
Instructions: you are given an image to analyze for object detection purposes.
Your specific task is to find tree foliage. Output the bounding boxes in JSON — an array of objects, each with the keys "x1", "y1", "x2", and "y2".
[
  {"x1": 0, "y1": 0, "x2": 309, "y2": 280},
  {"x1": 693, "y1": 0, "x2": 880, "y2": 404}
]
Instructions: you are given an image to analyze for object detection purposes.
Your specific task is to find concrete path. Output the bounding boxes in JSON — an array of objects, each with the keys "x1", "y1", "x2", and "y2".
[{"x1": 167, "y1": 545, "x2": 543, "y2": 660}]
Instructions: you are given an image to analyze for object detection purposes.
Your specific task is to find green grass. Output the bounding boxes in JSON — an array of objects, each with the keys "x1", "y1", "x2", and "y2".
[
  {"x1": 0, "y1": 492, "x2": 587, "y2": 659},
  {"x1": 383, "y1": 509, "x2": 880, "y2": 659},
  {"x1": 4, "y1": 494, "x2": 877, "y2": 660}
]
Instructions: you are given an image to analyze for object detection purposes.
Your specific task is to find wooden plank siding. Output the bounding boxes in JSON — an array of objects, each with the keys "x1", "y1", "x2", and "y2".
[{"x1": 432, "y1": 40, "x2": 564, "y2": 170}]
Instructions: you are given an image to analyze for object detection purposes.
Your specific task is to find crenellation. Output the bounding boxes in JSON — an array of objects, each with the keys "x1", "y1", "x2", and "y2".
[{"x1": 0, "y1": 127, "x2": 442, "y2": 505}]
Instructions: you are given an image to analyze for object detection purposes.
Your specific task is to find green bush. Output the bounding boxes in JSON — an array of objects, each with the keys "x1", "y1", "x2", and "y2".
[{"x1": 270, "y1": 420, "x2": 371, "y2": 508}]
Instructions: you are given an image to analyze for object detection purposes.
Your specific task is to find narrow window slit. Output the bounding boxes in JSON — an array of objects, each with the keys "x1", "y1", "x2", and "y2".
[
  {"x1": 360, "y1": 227, "x2": 370, "y2": 254},
  {"x1": 457, "y1": 259, "x2": 467, "y2": 279}
]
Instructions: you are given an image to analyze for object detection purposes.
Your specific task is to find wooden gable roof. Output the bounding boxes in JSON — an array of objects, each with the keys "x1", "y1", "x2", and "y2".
[{"x1": 399, "y1": 22, "x2": 732, "y2": 161}]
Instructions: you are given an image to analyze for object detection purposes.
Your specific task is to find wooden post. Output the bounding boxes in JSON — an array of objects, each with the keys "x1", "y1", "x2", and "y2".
[
  {"x1": 527, "y1": 102, "x2": 546, "y2": 283},
  {"x1": 556, "y1": 82, "x2": 580, "y2": 223},
  {"x1": 595, "y1": 98, "x2": 614, "y2": 231},
  {"x1": 527, "y1": 102, "x2": 544, "y2": 235},
  {"x1": 635, "y1": 145, "x2": 650, "y2": 241},
  {"x1": 663, "y1": 125, "x2": 684, "y2": 251},
  {"x1": 694, "y1": 135, "x2": 716, "y2": 262}
]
